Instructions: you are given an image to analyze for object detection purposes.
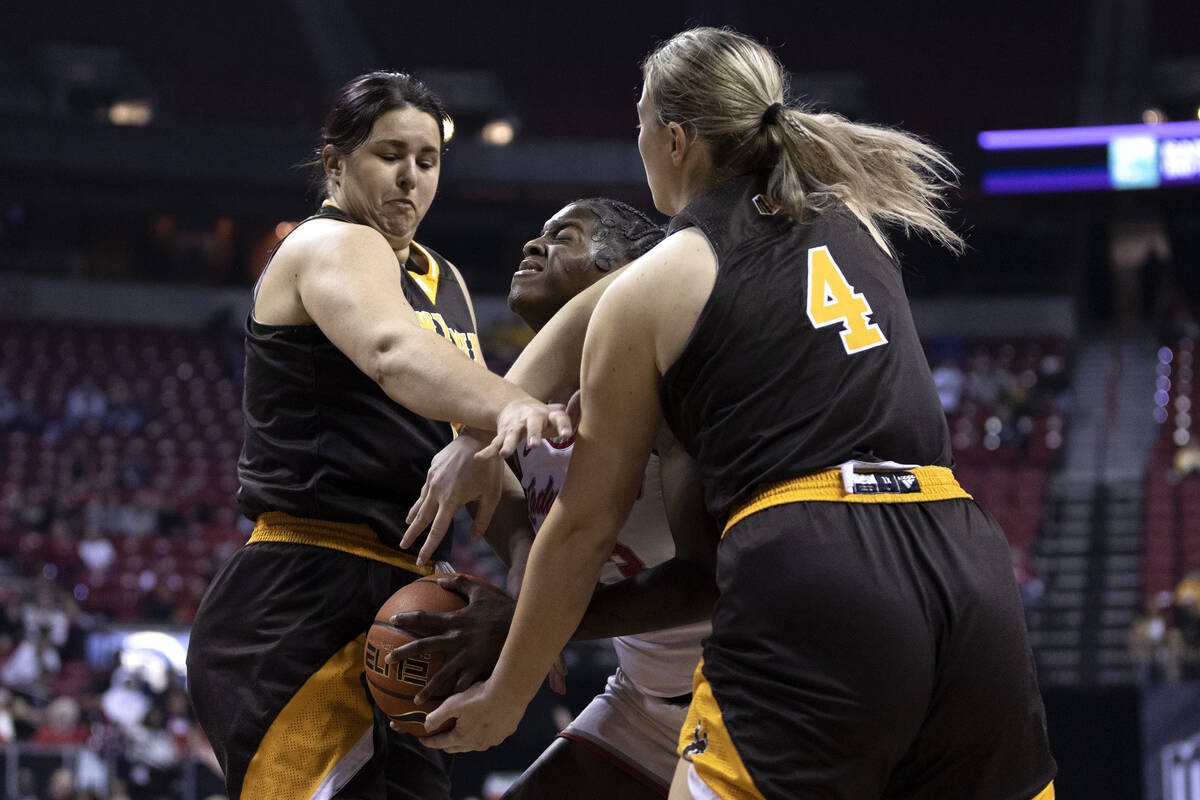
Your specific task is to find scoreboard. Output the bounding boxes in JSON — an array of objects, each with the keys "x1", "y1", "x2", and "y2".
[{"x1": 978, "y1": 120, "x2": 1200, "y2": 194}]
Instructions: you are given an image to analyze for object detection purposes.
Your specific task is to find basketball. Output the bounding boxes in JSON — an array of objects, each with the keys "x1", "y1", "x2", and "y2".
[{"x1": 364, "y1": 574, "x2": 469, "y2": 736}]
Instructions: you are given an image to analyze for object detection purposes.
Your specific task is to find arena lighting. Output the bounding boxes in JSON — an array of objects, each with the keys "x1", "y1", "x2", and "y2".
[
  {"x1": 442, "y1": 116, "x2": 455, "y2": 143},
  {"x1": 108, "y1": 100, "x2": 152, "y2": 126},
  {"x1": 978, "y1": 120, "x2": 1200, "y2": 150},
  {"x1": 480, "y1": 118, "x2": 516, "y2": 146}
]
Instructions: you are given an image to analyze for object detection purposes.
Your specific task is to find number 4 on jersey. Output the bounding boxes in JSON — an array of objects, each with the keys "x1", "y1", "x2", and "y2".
[{"x1": 806, "y1": 245, "x2": 887, "y2": 354}]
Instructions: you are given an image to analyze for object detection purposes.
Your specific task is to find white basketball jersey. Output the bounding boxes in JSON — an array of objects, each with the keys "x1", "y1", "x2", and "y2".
[{"x1": 516, "y1": 437, "x2": 708, "y2": 698}]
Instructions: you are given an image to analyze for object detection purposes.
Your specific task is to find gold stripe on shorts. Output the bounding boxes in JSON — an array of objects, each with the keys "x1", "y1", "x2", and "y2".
[
  {"x1": 1031, "y1": 780, "x2": 1055, "y2": 800},
  {"x1": 677, "y1": 659, "x2": 767, "y2": 800},
  {"x1": 242, "y1": 635, "x2": 374, "y2": 798},
  {"x1": 250, "y1": 511, "x2": 433, "y2": 575},
  {"x1": 724, "y1": 466, "x2": 971, "y2": 535}
]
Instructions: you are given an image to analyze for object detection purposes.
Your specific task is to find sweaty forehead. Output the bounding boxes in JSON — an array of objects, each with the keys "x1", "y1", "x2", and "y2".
[{"x1": 542, "y1": 203, "x2": 601, "y2": 235}]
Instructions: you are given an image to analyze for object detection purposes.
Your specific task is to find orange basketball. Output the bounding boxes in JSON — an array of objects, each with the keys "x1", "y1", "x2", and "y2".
[{"x1": 364, "y1": 575, "x2": 467, "y2": 736}]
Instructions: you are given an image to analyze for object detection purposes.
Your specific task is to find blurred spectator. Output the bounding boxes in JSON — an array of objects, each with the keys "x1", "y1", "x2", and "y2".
[
  {"x1": 0, "y1": 685, "x2": 40, "y2": 740},
  {"x1": 78, "y1": 524, "x2": 116, "y2": 573},
  {"x1": 6, "y1": 384, "x2": 44, "y2": 433},
  {"x1": 0, "y1": 687, "x2": 17, "y2": 742},
  {"x1": 12, "y1": 767, "x2": 39, "y2": 800},
  {"x1": 1129, "y1": 591, "x2": 1185, "y2": 684},
  {"x1": 1, "y1": 627, "x2": 61, "y2": 698},
  {"x1": 110, "y1": 489, "x2": 158, "y2": 537},
  {"x1": 16, "y1": 486, "x2": 55, "y2": 532},
  {"x1": 1174, "y1": 442, "x2": 1200, "y2": 477},
  {"x1": 32, "y1": 696, "x2": 91, "y2": 746},
  {"x1": 63, "y1": 377, "x2": 108, "y2": 429},
  {"x1": 104, "y1": 376, "x2": 145, "y2": 432},
  {"x1": 1175, "y1": 571, "x2": 1200, "y2": 680},
  {"x1": 101, "y1": 668, "x2": 150, "y2": 731},
  {"x1": 24, "y1": 581, "x2": 70, "y2": 648},
  {"x1": 0, "y1": 591, "x2": 23, "y2": 651},
  {"x1": 46, "y1": 766, "x2": 79, "y2": 800},
  {"x1": 139, "y1": 583, "x2": 181, "y2": 625},
  {"x1": 124, "y1": 705, "x2": 181, "y2": 799},
  {"x1": 931, "y1": 358, "x2": 965, "y2": 413}
]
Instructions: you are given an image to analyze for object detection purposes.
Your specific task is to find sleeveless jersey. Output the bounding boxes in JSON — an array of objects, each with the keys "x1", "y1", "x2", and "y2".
[
  {"x1": 237, "y1": 205, "x2": 484, "y2": 558},
  {"x1": 661, "y1": 172, "x2": 951, "y2": 521},
  {"x1": 516, "y1": 438, "x2": 708, "y2": 698}
]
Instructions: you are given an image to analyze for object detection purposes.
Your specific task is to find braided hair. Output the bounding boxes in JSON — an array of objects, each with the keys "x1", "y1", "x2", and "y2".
[{"x1": 572, "y1": 198, "x2": 666, "y2": 272}]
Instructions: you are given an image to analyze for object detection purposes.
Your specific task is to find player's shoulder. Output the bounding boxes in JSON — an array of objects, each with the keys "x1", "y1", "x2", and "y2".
[
  {"x1": 278, "y1": 216, "x2": 392, "y2": 267},
  {"x1": 607, "y1": 228, "x2": 716, "y2": 305}
]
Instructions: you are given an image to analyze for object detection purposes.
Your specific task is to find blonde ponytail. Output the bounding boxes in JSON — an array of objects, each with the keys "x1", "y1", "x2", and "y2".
[{"x1": 643, "y1": 27, "x2": 964, "y2": 254}]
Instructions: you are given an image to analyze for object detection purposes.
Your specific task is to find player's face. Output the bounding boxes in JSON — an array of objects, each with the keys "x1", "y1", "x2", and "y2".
[
  {"x1": 508, "y1": 203, "x2": 607, "y2": 331},
  {"x1": 637, "y1": 84, "x2": 674, "y2": 215},
  {"x1": 327, "y1": 105, "x2": 442, "y2": 251}
]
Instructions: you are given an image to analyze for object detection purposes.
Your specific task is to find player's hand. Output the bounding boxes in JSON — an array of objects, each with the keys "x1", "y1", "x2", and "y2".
[
  {"x1": 402, "y1": 430, "x2": 502, "y2": 563},
  {"x1": 385, "y1": 575, "x2": 515, "y2": 705},
  {"x1": 475, "y1": 398, "x2": 572, "y2": 461},
  {"x1": 419, "y1": 676, "x2": 526, "y2": 753}
]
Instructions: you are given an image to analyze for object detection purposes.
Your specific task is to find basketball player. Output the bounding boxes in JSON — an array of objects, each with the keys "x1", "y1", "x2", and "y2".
[
  {"x1": 185, "y1": 72, "x2": 569, "y2": 800},
  {"x1": 390, "y1": 198, "x2": 716, "y2": 798},
  {"x1": 423, "y1": 27, "x2": 1057, "y2": 800}
]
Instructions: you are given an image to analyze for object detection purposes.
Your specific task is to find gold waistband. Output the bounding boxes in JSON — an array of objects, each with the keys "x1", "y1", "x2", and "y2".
[
  {"x1": 248, "y1": 511, "x2": 433, "y2": 575},
  {"x1": 724, "y1": 466, "x2": 971, "y2": 535}
]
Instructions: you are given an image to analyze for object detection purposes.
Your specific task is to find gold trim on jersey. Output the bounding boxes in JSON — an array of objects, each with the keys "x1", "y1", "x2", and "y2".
[
  {"x1": 407, "y1": 240, "x2": 440, "y2": 305},
  {"x1": 724, "y1": 465, "x2": 971, "y2": 535},
  {"x1": 241, "y1": 635, "x2": 374, "y2": 798},
  {"x1": 249, "y1": 511, "x2": 433, "y2": 575}
]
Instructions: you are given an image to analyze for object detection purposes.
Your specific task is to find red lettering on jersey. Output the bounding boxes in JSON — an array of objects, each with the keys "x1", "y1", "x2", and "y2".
[
  {"x1": 608, "y1": 542, "x2": 645, "y2": 578},
  {"x1": 524, "y1": 475, "x2": 559, "y2": 521}
]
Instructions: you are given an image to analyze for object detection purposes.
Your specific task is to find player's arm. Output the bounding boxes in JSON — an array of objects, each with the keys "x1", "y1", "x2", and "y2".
[
  {"x1": 504, "y1": 266, "x2": 625, "y2": 401},
  {"x1": 422, "y1": 230, "x2": 716, "y2": 752},
  {"x1": 572, "y1": 440, "x2": 718, "y2": 639},
  {"x1": 294, "y1": 220, "x2": 569, "y2": 437},
  {"x1": 402, "y1": 266, "x2": 624, "y2": 551}
]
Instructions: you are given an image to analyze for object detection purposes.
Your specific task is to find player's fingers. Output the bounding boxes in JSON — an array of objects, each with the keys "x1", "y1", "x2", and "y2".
[
  {"x1": 417, "y1": 505, "x2": 456, "y2": 566},
  {"x1": 389, "y1": 609, "x2": 449, "y2": 637},
  {"x1": 474, "y1": 432, "x2": 506, "y2": 461},
  {"x1": 433, "y1": 573, "x2": 473, "y2": 601},
  {"x1": 523, "y1": 409, "x2": 546, "y2": 447},
  {"x1": 415, "y1": 652, "x2": 466, "y2": 704},
  {"x1": 497, "y1": 427, "x2": 523, "y2": 459},
  {"x1": 401, "y1": 499, "x2": 437, "y2": 550},
  {"x1": 404, "y1": 479, "x2": 431, "y2": 527},
  {"x1": 384, "y1": 633, "x2": 451, "y2": 664},
  {"x1": 548, "y1": 408, "x2": 573, "y2": 440},
  {"x1": 469, "y1": 485, "x2": 500, "y2": 541},
  {"x1": 421, "y1": 699, "x2": 458, "y2": 738}
]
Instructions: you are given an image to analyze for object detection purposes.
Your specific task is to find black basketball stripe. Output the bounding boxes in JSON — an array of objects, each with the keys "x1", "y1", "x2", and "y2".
[{"x1": 370, "y1": 620, "x2": 419, "y2": 636}]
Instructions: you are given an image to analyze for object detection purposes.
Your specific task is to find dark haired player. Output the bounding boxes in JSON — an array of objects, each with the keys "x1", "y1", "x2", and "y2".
[
  {"x1": 185, "y1": 71, "x2": 568, "y2": 800},
  {"x1": 393, "y1": 199, "x2": 716, "y2": 799}
]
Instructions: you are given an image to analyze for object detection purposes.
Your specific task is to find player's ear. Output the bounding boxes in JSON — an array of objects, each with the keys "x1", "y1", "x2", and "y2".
[
  {"x1": 321, "y1": 145, "x2": 343, "y2": 183},
  {"x1": 667, "y1": 121, "x2": 689, "y2": 166}
]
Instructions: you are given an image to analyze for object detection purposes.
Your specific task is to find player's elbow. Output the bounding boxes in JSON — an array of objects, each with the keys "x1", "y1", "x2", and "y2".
[{"x1": 365, "y1": 330, "x2": 424, "y2": 402}]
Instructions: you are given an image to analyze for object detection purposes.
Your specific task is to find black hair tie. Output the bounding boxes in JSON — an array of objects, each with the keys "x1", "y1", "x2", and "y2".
[{"x1": 760, "y1": 102, "x2": 783, "y2": 132}]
